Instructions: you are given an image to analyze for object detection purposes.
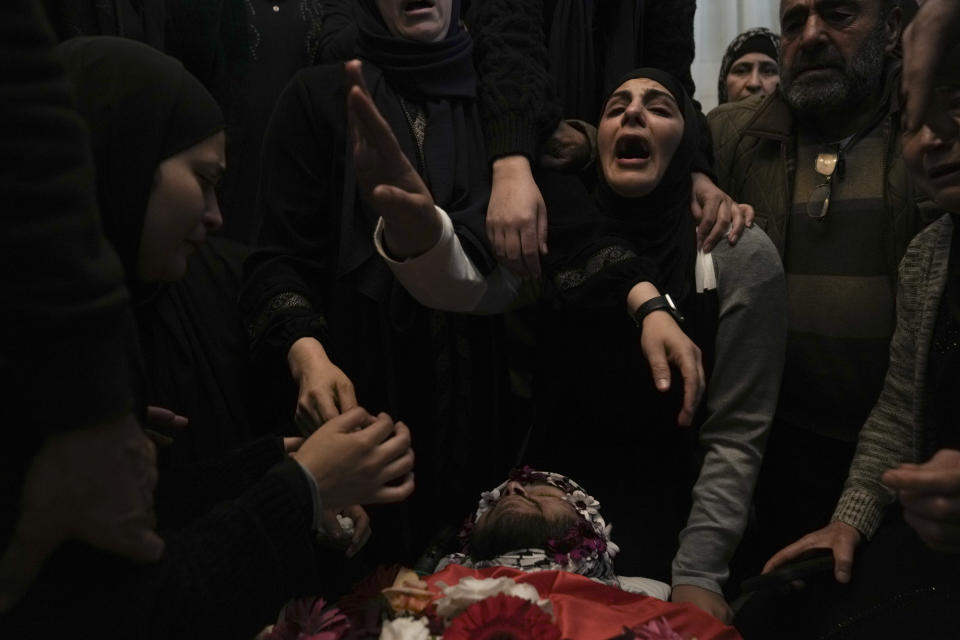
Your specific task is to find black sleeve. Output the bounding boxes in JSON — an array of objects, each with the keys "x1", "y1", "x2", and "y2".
[
  {"x1": 1, "y1": 0, "x2": 133, "y2": 434},
  {"x1": 536, "y1": 170, "x2": 659, "y2": 309},
  {"x1": 465, "y1": 0, "x2": 562, "y2": 161},
  {"x1": 240, "y1": 67, "x2": 343, "y2": 371},
  {"x1": 641, "y1": 0, "x2": 714, "y2": 178},
  {"x1": 318, "y1": 0, "x2": 359, "y2": 62}
]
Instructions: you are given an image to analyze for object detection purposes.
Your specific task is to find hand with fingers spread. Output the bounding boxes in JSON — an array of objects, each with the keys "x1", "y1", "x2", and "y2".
[
  {"x1": 292, "y1": 406, "x2": 415, "y2": 510},
  {"x1": 882, "y1": 448, "x2": 960, "y2": 553},
  {"x1": 288, "y1": 337, "x2": 357, "y2": 432},
  {"x1": 901, "y1": 0, "x2": 960, "y2": 133},
  {"x1": 628, "y1": 282, "x2": 705, "y2": 426},
  {"x1": 345, "y1": 59, "x2": 442, "y2": 260},
  {"x1": 690, "y1": 172, "x2": 754, "y2": 252},
  {"x1": 487, "y1": 155, "x2": 548, "y2": 278},
  {"x1": 0, "y1": 413, "x2": 164, "y2": 612},
  {"x1": 539, "y1": 120, "x2": 591, "y2": 171},
  {"x1": 671, "y1": 585, "x2": 733, "y2": 624},
  {"x1": 763, "y1": 521, "x2": 862, "y2": 584}
]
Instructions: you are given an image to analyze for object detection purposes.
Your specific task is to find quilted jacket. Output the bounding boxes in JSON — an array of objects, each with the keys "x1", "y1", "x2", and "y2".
[{"x1": 707, "y1": 64, "x2": 940, "y2": 279}]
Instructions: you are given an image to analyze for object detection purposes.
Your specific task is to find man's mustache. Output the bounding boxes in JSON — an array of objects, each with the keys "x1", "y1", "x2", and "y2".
[{"x1": 789, "y1": 48, "x2": 845, "y2": 75}]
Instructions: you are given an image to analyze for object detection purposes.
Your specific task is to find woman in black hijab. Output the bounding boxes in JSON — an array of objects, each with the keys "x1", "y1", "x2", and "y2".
[
  {"x1": 241, "y1": 0, "x2": 510, "y2": 563},
  {"x1": 57, "y1": 35, "x2": 276, "y2": 481},
  {"x1": 525, "y1": 69, "x2": 786, "y2": 620}
]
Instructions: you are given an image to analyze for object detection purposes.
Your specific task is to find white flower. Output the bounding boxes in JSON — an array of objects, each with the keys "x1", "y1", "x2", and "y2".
[
  {"x1": 604, "y1": 524, "x2": 620, "y2": 557},
  {"x1": 435, "y1": 577, "x2": 553, "y2": 620},
  {"x1": 379, "y1": 616, "x2": 431, "y2": 640},
  {"x1": 567, "y1": 490, "x2": 600, "y2": 516}
]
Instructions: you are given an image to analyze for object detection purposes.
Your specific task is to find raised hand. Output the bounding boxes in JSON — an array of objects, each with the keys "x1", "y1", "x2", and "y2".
[
  {"x1": 902, "y1": 0, "x2": 960, "y2": 132},
  {"x1": 345, "y1": 59, "x2": 441, "y2": 259}
]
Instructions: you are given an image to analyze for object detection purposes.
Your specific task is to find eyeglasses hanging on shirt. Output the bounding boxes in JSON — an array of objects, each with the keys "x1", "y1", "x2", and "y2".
[{"x1": 806, "y1": 129, "x2": 872, "y2": 222}]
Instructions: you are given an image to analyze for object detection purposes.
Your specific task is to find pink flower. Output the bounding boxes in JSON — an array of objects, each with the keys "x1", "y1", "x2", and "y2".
[{"x1": 266, "y1": 597, "x2": 350, "y2": 640}]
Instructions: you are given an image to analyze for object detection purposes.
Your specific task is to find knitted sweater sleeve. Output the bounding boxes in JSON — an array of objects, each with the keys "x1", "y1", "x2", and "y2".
[
  {"x1": 466, "y1": 0, "x2": 562, "y2": 161},
  {"x1": 672, "y1": 228, "x2": 786, "y2": 593},
  {"x1": 831, "y1": 222, "x2": 942, "y2": 538}
]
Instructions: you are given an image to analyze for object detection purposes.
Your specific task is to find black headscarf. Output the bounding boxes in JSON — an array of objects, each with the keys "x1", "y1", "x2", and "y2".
[
  {"x1": 338, "y1": 0, "x2": 493, "y2": 300},
  {"x1": 58, "y1": 36, "x2": 224, "y2": 279},
  {"x1": 595, "y1": 68, "x2": 699, "y2": 304},
  {"x1": 717, "y1": 28, "x2": 780, "y2": 103}
]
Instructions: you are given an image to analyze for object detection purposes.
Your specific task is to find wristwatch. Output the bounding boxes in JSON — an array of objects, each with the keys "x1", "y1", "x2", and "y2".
[{"x1": 632, "y1": 294, "x2": 684, "y2": 330}]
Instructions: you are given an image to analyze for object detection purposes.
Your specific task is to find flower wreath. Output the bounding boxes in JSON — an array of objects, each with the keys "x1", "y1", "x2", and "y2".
[{"x1": 439, "y1": 467, "x2": 619, "y2": 583}]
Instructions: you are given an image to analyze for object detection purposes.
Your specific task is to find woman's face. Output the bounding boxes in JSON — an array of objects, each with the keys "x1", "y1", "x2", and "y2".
[
  {"x1": 597, "y1": 77, "x2": 685, "y2": 198},
  {"x1": 138, "y1": 131, "x2": 225, "y2": 282},
  {"x1": 902, "y1": 85, "x2": 960, "y2": 213},
  {"x1": 376, "y1": 0, "x2": 453, "y2": 42},
  {"x1": 725, "y1": 52, "x2": 780, "y2": 102}
]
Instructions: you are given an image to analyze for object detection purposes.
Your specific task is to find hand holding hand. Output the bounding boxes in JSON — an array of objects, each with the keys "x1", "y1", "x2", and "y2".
[
  {"x1": 288, "y1": 337, "x2": 358, "y2": 432},
  {"x1": 690, "y1": 172, "x2": 754, "y2": 252},
  {"x1": 292, "y1": 407, "x2": 415, "y2": 509},
  {"x1": 763, "y1": 521, "x2": 861, "y2": 584},
  {"x1": 539, "y1": 120, "x2": 591, "y2": 171},
  {"x1": 487, "y1": 155, "x2": 548, "y2": 278},
  {"x1": 882, "y1": 448, "x2": 960, "y2": 553},
  {"x1": 345, "y1": 59, "x2": 441, "y2": 259},
  {"x1": 0, "y1": 413, "x2": 164, "y2": 611},
  {"x1": 670, "y1": 584, "x2": 733, "y2": 624}
]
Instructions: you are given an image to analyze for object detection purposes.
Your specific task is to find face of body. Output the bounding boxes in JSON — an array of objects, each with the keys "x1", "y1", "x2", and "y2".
[
  {"x1": 138, "y1": 132, "x2": 225, "y2": 282},
  {"x1": 469, "y1": 481, "x2": 580, "y2": 561},
  {"x1": 376, "y1": 0, "x2": 453, "y2": 42},
  {"x1": 597, "y1": 77, "x2": 685, "y2": 198},
  {"x1": 726, "y1": 52, "x2": 781, "y2": 101},
  {"x1": 903, "y1": 85, "x2": 960, "y2": 212},
  {"x1": 779, "y1": 0, "x2": 899, "y2": 115}
]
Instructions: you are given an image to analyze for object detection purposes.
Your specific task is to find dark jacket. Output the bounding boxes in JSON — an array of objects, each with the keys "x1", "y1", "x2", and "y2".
[{"x1": 707, "y1": 66, "x2": 940, "y2": 278}]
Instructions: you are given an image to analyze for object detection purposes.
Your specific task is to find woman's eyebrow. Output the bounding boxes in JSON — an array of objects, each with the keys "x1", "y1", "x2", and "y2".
[
  {"x1": 641, "y1": 89, "x2": 679, "y2": 109},
  {"x1": 605, "y1": 90, "x2": 633, "y2": 108}
]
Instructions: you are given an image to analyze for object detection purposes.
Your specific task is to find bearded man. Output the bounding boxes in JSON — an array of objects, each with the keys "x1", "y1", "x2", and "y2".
[{"x1": 708, "y1": 0, "x2": 943, "y2": 566}]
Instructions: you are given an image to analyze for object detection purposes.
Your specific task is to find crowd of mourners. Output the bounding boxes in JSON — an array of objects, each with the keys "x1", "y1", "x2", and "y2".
[{"x1": 2, "y1": 0, "x2": 960, "y2": 637}]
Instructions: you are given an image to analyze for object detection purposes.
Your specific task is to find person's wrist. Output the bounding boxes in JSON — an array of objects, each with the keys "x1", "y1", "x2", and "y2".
[
  {"x1": 492, "y1": 154, "x2": 532, "y2": 177},
  {"x1": 287, "y1": 337, "x2": 327, "y2": 381},
  {"x1": 632, "y1": 294, "x2": 683, "y2": 330}
]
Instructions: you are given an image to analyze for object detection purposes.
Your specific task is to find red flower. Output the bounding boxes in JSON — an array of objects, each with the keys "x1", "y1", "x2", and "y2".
[{"x1": 443, "y1": 594, "x2": 561, "y2": 640}]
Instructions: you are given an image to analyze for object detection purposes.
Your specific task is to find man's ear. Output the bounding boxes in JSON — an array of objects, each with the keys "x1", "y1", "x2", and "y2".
[{"x1": 884, "y1": 6, "x2": 903, "y2": 55}]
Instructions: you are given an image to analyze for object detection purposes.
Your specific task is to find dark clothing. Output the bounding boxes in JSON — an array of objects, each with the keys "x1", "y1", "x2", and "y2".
[
  {"x1": 0, "y1": 0, "x2": 134, "y2": 551},
  {"x1": 7, "y1": 458, "x2": 320, "y2": 640},
  {"x1": 241, "y1": 12, "x2": 509, "y2": 560},
  {"x1": 466, "y1": 0, "x2": 712, "y2": 176},
  {"x1": 4, "y1": 36, "x2": 327, "y2": 639},
  {"x1": 166, "y1": 0, "x2": 324, "y2": 242},
  {"x1": 137, "y1": 238, "x2": 279, "y2": 466},
  {"x1": 42, "y1": 0, "x2": 167, "y2": 50}
]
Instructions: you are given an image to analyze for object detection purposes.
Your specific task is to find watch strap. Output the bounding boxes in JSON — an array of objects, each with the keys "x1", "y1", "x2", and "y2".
[{"x1": 632, "y1": 294, "x2": 684, "y2": 329}]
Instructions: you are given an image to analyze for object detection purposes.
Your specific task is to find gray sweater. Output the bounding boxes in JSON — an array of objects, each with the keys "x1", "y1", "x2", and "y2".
[
  {"x1": 833, "y1": 215, "x2": 955, "y2": 538},
  {"x1": 672, "y1": 226, "x2": 787, "y2": 593}
]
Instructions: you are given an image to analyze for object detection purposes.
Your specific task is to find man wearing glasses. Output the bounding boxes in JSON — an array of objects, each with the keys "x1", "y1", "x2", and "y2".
[{"x1": 708, "y1": 0, "x2": 941, "y2": 569}]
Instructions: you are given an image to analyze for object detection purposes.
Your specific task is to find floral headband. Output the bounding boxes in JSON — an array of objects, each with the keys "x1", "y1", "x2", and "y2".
[{"x1": 440, "y1": 467, "x2": 619, "y2": 583}]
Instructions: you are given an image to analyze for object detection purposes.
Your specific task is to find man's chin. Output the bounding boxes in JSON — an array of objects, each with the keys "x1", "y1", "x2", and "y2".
[{"x1": 783, "y1": 78, "x2": 850, "y2": 114}]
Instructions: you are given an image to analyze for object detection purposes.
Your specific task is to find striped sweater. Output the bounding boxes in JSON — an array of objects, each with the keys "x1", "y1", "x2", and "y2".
[{"x1": 833, "y1": 214, "x2": 955, "y2": 537}]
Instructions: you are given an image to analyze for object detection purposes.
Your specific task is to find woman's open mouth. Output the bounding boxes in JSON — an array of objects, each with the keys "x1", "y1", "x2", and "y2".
[
  {"x1": 615, "y1": 134, "x2": 651, "y2": 166},
  {"x1": 404, "y1": 0, "x2": 436, "y2": 15}
]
